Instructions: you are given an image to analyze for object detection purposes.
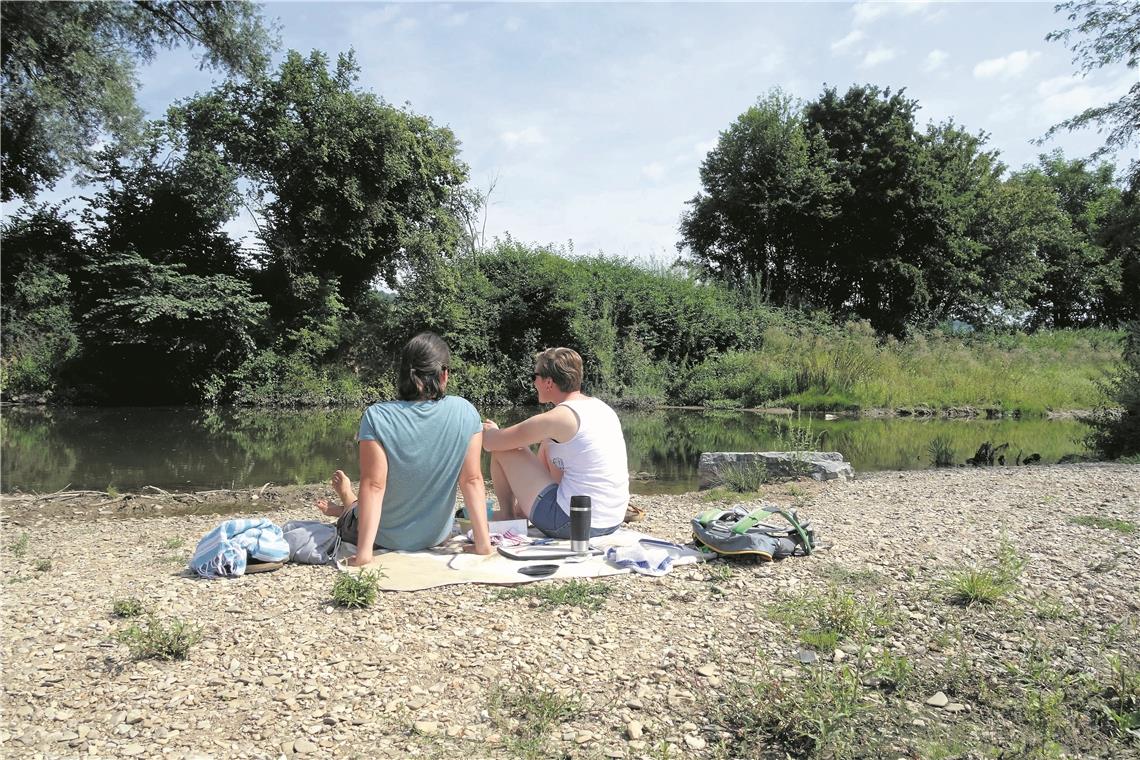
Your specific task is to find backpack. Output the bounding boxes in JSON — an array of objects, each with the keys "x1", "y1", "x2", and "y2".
[{"x1": 692, "y1": 504, "x2": 817, "y2": 560}]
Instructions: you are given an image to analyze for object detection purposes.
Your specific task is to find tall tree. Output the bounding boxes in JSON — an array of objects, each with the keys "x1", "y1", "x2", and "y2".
[
  {"x1": 0, "y1": 0, "x2": 275, "y2": 201},
  {"x1": 801, "y1": 85, "x2": 938, "y2": 334},
  {"x1": 678, "y1": 90, "x2": 833, "y2": 309},
  {"x1": 175, "y1": 50, "x2": 470, "y2": 331},
  {"x1": 1045, "y1": 0, "x2": 1140, "y2": 185},
  {"x1": 1013, "y1": 152, "x2": 1124, "y2": 327}
]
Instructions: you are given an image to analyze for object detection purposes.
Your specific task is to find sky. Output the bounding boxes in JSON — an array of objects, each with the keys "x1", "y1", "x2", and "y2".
[{"x1": 26, "y1": 1, "x2": 1140, "y2": 263}]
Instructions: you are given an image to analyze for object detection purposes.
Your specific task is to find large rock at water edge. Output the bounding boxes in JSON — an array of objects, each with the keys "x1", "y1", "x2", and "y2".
[{"x1": 698, "y1": 451, "x2": 854, "y2": 489}]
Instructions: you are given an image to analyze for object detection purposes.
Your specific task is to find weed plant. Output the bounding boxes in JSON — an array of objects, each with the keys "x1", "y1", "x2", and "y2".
[
  {"x1": 118, "y1": 615, "x2": 202, "y2": 660},
  {"x1": 1068, "y1": 515, "x2": 1136, "y2": 534},
  {"x1": 34, "y1": 559, "x2": 51, "y2": 572},
  {"x1": 331, "y1": 570, "x2": 381, "y2": 609},
  {"x1": 112, "y1": 598, "x2": 146, "y2": 618},
  {"x1": 716, "y1": 460, "x2": 770, "y2": 492},
  {"x1": 713, "y1": 666, "x2": 864, "y2": 759},
  {"x1": 946, "y1": 540, "x2": 1025, "y2": 606},
  {"x1": 495, "y1": 579, "x2": 610, "y2": 611},
  {"x1": 487, "y1": 679, "x2": 579, "y2": 760},
  {"x1": 8, "y1": 533, "x2": 28, "y2": 557},
  {"x1": 1098, "y1": 655, "x2": 1140, "y2": 736},
  {"x1": 927, "y1": 435, "x2": 956, "y2": 467},
  {"x1": 162, "y1": 537, "x2": 187, "y2": 550},
  {"x1": 775, "y1": 587, "x2": 894, "y2": 653}
]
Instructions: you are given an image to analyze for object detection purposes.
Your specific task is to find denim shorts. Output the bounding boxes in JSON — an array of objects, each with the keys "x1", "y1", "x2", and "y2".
[{"x1": 529, "y1": 484, "x2": 621, "y2": 540}]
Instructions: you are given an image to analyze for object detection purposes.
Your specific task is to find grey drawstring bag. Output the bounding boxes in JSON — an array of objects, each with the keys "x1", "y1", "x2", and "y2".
[{"x1": 691, "y1": 505, "x2": 817, "y2": 560}]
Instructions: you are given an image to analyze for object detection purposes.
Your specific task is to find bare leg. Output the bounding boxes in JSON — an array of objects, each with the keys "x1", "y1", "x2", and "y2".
[
  {"x1": 490, "y1": 449, "x2": 557, "y2": 521},
  {"x1": 490, "y1": 454, "x2": 520, "y2": 519}
]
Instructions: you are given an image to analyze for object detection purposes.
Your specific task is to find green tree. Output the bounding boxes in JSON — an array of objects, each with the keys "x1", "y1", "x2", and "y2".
[
  {"x1": 915, "y1": 122, "x2": 1043, "y2": 326},
  {"x1": 68, "y1": 134, "x2": 266, "y2": 403},
  {"x1": 801, "y1": 85, "x2": 938, "y2": 334},
  {"x1": 175, "y1": 50, "x2": 470, "y2": 334},
  {"x1": 0, "y1": 206, "x2": 82, "y2": 396},
  {"x1": 1, "y1": 0, "x2": 275, "y2": 202},
  {"x1": 1012, "y1": 152, "x2": 1124, "y2": 327},
  {"x1": 678, "y1": 89, "x2": 833, "y2": 309},
  {"x1": 1045, "y1": 0, "x2": 1140, "y2": 186}
]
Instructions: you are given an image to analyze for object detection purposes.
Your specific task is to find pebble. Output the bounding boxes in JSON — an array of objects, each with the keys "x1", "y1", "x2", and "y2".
[
  {"x1": 627, "y1": 721, "x2": 643, "y2": 740},
  {"x1": 925, "y1": 691, "x2": 949, "y2": 708},
  {"x1": 685, "y1": 734, "x2": 707, "y2": 750},
  {"x1": 293, "y1": 737, "x2": 318, "y2": 754}
]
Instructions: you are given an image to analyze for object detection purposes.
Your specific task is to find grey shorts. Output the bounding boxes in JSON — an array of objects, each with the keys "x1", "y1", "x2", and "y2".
[{"x1": 529, "y1": 484, "x2": 620, "y2": 540}]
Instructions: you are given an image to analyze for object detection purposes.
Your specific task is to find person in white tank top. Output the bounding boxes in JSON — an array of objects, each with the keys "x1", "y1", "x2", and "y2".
[{"x1": 481, "y1": 347, "x2": 630, "y2": 538}]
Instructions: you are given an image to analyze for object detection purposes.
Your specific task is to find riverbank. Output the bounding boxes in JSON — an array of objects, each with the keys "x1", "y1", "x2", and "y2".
[{"x1": 2, "y1": 465, "x2": 1138, "y2": 759}]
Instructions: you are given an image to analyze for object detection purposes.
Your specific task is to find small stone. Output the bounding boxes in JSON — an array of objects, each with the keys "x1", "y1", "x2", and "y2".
[
  {"x1": 121, "y1": 745, "x2": 145, "y2": 756},
  {"x1": 832, "y1": 649, "x2": 847, "y2": 662},
  {"x1": 293, "y1": 737, "x2": 318, "y2": 754},
  {"x1": 604, "y1": 748, "x2": 624, "y2": 758},
  {"x1": 627, "y1": 721, "x2": 643, "y2": 740},
  {"x1": 696, "y1": 663, "x2": 718, "y2": 677},
  {"x1": 944, "y1": 702, "x2": 967, "y2": 713},
  {"x1": 413, "y1": 721, "x2": 439, "y2": 736},
  {"x1": 912, "y1": 719, "x2": 926, "y2": 727},
  {"x1": 925, "y1": 691, "x2": 949, "y2": 708},
  {"x1": 684, "y1": 734, "x2": 707, "y2": 750},
  {"x1": 796, "y1": 649, "x2": 818, "y2": 664}
]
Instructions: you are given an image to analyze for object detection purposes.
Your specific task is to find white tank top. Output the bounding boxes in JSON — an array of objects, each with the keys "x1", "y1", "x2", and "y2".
[{"x1": 548, "y1": 397, "x2": 630, "y2": 529}]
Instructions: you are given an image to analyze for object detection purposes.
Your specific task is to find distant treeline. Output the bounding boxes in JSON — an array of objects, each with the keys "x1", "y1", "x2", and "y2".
[{"x1": 1, "y1": 8, "x2": 1136, "y2": 412}]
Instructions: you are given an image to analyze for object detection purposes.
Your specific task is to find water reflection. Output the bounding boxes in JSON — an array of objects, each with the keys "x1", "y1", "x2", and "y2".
[{"x1": 1, "y1": 405, "x2": 1092, "y2": 494}]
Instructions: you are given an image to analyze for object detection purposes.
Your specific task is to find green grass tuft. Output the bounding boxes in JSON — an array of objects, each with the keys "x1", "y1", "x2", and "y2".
[
  {"x1": 1068, "y1": 515, "x2": 1136, "y2": 534},
  {"x1": 8, "y1": 532, "x2": 29, "y2": 557},
  {"x1": 947, "y1": 539, "x2": 1025, "y2": 607},
  {"x1": 162, "y1": 537, "x2": 187, "y2": 550},
  {"x1": 117, "y1": 615, "x2": 202, "y2": 660},
  {"x1": 33, "y1": 559, "x2": 51, "y2": 572},
  {"x1": 928, "y1": 435, "x2": 955, "y2": 467},
  {"x1": 495, "y1": 579, "x2": 611, "y2": 611},
  {"x1": 716, "y1": 460, "x2": 770, "y2": 492},
  {"x1": 331, "y1": 569, "x2": 382, "y2": 609},
  {"x1": 112, "y1": 598, "x2": 146, "y2": 618},
  {"x1": 487, "y1": 679, "x2": 580, "y2": 760}
]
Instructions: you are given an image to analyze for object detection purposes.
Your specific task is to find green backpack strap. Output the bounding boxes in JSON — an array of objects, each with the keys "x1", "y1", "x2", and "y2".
[
  {"x1": 696, "y1": 508, "x2": 726, "y2": 526},
  {"x1": 730, "y1": 507, "x2": 778, "y2": 535},
  {"x1": 769, "y1": 508, "x2": 814, "y2": 555}
]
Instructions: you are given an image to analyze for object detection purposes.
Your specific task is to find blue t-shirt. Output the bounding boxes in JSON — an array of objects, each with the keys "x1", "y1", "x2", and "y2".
[{"x1": 357, "y1": 395, "x2": 481, "y2": 551}]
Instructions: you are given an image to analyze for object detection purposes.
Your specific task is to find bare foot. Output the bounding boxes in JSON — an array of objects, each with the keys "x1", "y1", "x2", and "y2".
[
  {"x1": 315, "y1": 498, "x2": 344, "y2": 518},
  {"x1": 331, "y1": 469, "x2": 357, "y2": 507}
]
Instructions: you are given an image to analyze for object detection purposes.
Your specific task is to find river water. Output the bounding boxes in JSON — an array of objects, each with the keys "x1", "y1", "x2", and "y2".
[{"x1": 0, "y1": 405, "x2": 1092, "y2": 494}]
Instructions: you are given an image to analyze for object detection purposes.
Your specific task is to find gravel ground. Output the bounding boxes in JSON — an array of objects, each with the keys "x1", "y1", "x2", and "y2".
[{"x1": 1, "y1": 464, "x2": 1138, "y2": 760}]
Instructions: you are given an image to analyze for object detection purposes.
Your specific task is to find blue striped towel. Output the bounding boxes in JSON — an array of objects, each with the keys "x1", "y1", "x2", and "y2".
[{"x1": 190, "y1": 518, "x2": 290, "y2": 578}]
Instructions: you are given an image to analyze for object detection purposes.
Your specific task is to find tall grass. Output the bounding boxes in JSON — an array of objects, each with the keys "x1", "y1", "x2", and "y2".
[{"x1": 679, "y1": 325, "x2": 1120, "y2": 413}]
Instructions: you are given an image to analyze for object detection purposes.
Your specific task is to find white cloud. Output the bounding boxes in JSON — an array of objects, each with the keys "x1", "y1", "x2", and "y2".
[
  {"x1": 504, "y1": 16, "x2": 522, "y2": 32},
  {"x1": 924, "y1": 49, "x2": 949, "y2": 72},
  {"x1": 500, "y1": 126, "x2": 546, "y2": 148},
  {"x1": 831, "y1": 29, "x2": 865, "y2": 54},
  {"x1": 641, "y1": 162, "x2": 666, "y2": 181},
  {"x1": 396, "y1": 17, "x2": 418, "y2": 33},
  {"x1": 444, "y1": 12, "x2": 468, "y2": 27},
  {"x1": 860, "y1": 46, "x2": 897, "y2": 68},
  {"x1": 973, "y1": 50, "x2": 1040, "y2": 79},
  {"x1": 853, "y1": 1, "x2": 932, "y2": 27},
  {"x1": 1033, "y1": 73, "x2": 1133, "y2": 122}
]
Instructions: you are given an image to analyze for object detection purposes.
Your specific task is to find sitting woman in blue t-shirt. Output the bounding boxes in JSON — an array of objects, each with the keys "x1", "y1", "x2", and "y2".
[{"x1": 314, "y1": 332, "x2": 493, "y2": 563}]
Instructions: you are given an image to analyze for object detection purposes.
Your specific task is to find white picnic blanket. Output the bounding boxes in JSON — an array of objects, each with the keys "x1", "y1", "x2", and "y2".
[{"x1": 339, "y1": 528, "x2": 704, "y2": 591}]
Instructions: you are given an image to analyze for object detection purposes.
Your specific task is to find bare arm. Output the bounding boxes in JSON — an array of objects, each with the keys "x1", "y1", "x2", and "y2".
[
  {"x1": 458, "y1": 431, "x2": 493, "y2": 555},
  {"x1": 348, "y1": 439, "x2": 388, "y2": 566},
  {"x1": 482, "y1": 406, "x2": 578, "y2": 451}
]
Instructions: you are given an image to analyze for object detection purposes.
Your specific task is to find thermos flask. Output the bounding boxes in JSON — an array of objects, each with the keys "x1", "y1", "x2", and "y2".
[{"x1": 569, "y1": 495, "x2": 591, "y2": 554}]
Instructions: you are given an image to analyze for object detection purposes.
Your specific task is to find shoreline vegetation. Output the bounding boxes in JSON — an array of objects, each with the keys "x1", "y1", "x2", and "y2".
[{"x1": 2, "y1": 465, "x2": 1137, "y2": 759}]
